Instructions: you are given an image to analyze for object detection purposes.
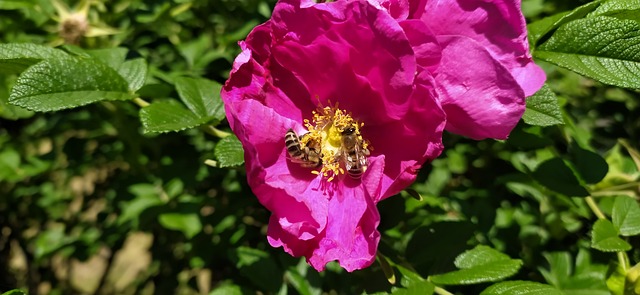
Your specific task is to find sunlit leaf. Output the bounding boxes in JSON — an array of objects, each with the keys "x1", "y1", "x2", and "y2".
[
  {"x1": 215, "y1": 135, "x2": 245, "y2": 168},
  {"x1": 481, "y1": 281, "x2": 563, "y2": 295},
  {"x1": 612, "y1": 196, "x2": 640, "y2": 236},
  {"x1": 591, "y1": 219, "x2": 631, "y2": 252},
  {"x1": 535, "y1": 16, "x2": 640, "y2": 89},
  {"x1": 9, "y1": 57, "x2": 134, "y2": 112},
  {"x1": 523, "y1": 84, "x2": 563, "y2": 126}
]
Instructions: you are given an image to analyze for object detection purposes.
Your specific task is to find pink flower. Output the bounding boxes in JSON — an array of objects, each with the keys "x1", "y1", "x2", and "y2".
[
  {"x1": 222, "y1": 0, "x2": 446, "y2": 271},
  {"x1": 371, "y1": 0, "x2": 546, "y2": 139},
  {"x1": 221, "y1": 0, "x2": 544, "y2": 272}
]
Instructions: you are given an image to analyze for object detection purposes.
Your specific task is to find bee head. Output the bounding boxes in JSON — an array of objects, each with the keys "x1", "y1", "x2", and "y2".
[{"x1": 342, "y1": 127, "x2": 356, "y2": 135}]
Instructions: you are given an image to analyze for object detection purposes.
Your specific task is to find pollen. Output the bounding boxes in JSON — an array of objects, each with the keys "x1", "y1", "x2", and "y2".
[{"x1": 299, "y1": 102, "x2": 370, "y2": 181}]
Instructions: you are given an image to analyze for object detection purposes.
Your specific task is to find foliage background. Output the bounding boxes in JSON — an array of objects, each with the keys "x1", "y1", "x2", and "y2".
[{"x1": 1, "y1": 0, "x2": 639, "y2": 294}]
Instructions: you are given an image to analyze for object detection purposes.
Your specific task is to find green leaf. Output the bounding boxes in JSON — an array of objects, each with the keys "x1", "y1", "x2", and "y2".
[
  {"x1": 231, "y1": 247, "x2": 283, "y2": 292},
  {"x1": 590, "y1": 0, "x2": 640, "y2": 22},
  {"x1": 430, "y1": 259, "x2": 523, "y2": 285},
  {"x1": 481, "y1": 281, "x2": 564, "y2": 295},
  {"x1": 117, "y1": 58, "x2": 148, "y2": 92},
  {"x1": 392, "y1": 280, "x2": 435, "y2": 295},
  {"x1": 612, "y1": 196, "x2": 640, "y2": 236},
  {"x1": 569, "y1": 143, "x2": 609, "y2": 184},
  {"x1": 9, "y1": 57, "x2": 135, "y2": 112},
  {"x1": 429, "y1": 246, "x2": 523, "y2": 285},
  {"x1": 523, "y1": 84, "x2": 563, "y2": 126},
  {"x1": 535, "y1": 16, "x2": 640, "y2": 89},
  {"x1": 591, "y1": 219, "x2": 631, "y2": 252},
  {"x1": 209, "y1": 282, "x2": 243, "y2": 295},
  {"x1": 1, "y1": 290, "x2": 27, "y2": 295},
  {"x1": 539, "y1": 252, "x2": 572, "y2": 287},
  {"x1": 174, "y1": 76, "x2": 225, "y2": 122},
  {"x1": 85, "y1": 47, "x2": 128, "y2": 69},
  {"x1": 0, "y1": 43, "x2": 68, "y2": 74},
  {"x1": 140, "y1": 100, "x2": 209, "y2": 133},
  {"x1": 527, "y1": 1, "x2": 602, "y2": 46},
  {"x1": 532, "y1": 158, "x2": 590, "y2": 197},
  {"x1": 158, "y1": 212, "x2": 202, "y2": 239},
  {"x1": 454, "y1": 245, "x2": 511, "y2": 269},
  {"x1": 214, "y1": 135, "x2": 245, "y2": 168}
]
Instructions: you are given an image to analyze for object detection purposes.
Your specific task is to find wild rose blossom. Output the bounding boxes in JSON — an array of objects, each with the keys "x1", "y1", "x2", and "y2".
[
  {"x1": 371, "y1": 0, "x2": 546, "y2": 139},
  {"x1": 221, "y1": 0, "x2": 544, "y2": 271}
]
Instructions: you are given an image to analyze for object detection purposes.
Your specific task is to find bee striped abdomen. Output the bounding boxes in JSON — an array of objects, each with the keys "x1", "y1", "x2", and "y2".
[{"x1": 285, "y1": 128, "x2": 322, "y2": 168}]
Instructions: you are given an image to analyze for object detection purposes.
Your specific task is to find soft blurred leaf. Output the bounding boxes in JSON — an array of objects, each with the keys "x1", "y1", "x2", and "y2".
[
  {"x1": 231, "y1": 247, "x2": 282, "y2": 292},
  {"x1": 158, "y1": 212, "x2": 202, "y2": 239},
  {"x1": 0, "y1": 290, "x2": 27, "y2": 295},
  {"x1": 532, "y1": 158, "x2": 590, "y2": 197},
  {"x1": 8, "y1": 57, "x2": 135, "y2": 112},
  {"x1": 535, "y1": 16, "x2": 640, "y2": 89},
  {"x1": 570, "y1": 143, "x2": 609, "y2": 184},
  {"x1": 612, "y1": 196, "x2": 640, "y2": 236},
  {"x1": 214, "y1": 135, "x2": 245, "y2": 168},
  {"x1": 480, "y1": 281, "x2": 563, "y2": 295},
  {"x1": 523, "y1": 84, "x2": 563, "y2": 126},
  {"x1": 591, "y1": 219, "x2": 631, "y2": 252},
  {"x1": 391, "y1": 280, "x2": 435, "y2": 295}
]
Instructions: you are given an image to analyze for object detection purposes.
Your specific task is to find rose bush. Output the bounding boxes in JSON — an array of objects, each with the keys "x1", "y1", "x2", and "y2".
[{"x1": 221, "y1": 0, "x2": 544, "y2": 271}]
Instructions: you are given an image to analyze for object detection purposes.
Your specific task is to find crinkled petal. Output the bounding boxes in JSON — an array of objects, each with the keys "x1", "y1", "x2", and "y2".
[
  {"x1": 308, "y1": 156, "x2": 384, "y2": 271},
  {"x1": 419, "y1": 0, "x2": 545, "y2": 96},
  {"x1": 270, "y1": 0, "x2": 417, "y2": 124},
  {"x1": 434, "y1": 35, "x2": 525, "y2": 140},
  {"x1": 368, "y1": 71, "x2": 445, "y2": 201},
  {"x1": 399, "y1": 19, "x2": 441, "y2": 73}
]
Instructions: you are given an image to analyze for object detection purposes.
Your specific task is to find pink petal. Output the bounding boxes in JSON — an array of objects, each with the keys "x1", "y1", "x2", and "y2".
[
  {"x1": 367, "y1": 71, "x2": 445, "y2": 201},
  {"x1": 434, "y1": 35, "x2": 525, "y2": 140},
  {"x1": 270, "y1": 0, "x2": 417, "y2": 124},
  {"x1": 308, "y1": 157, "x2": 384, "y2": 271},
  {"x1": 420, "y1": 0, "x2": 545, "y2": 96}
]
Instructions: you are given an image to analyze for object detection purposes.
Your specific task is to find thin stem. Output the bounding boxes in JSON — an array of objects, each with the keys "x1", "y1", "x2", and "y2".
[
  {"x1": 585, "y1": 196, "x2": 606, "y2": 220},
  {"x1": 203, "y1": 125, "x2": 231, "y2": 138},
  {"x1": 133, "y1": 97, "x2": 150, "y2": 108},
  {"x1": 434, "y1": 286, "x2": 454, "y2": 295},
  {"x1": 618, "y1": 252, "x2": 629, "y2": 272}
]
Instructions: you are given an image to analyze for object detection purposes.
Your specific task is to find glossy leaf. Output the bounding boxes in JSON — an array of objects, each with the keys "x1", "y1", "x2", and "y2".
[
  {"x1": 527, "y1": 1, "x2": 601, "y2": 46},
  {"x1": 430, "y1": 246, "x2": 523, "y2": 285},
  {"x1": 480, "y1": 281, "x2": 563, "y2": 295},
  {"x1": 140, "y1": 100, "x2": 208, "y2": 133},
  {"x1": 523, "y1": 84, "x2": 563, "y2": 126},
  {"x1": 590, "y1": 0, "x2": 640, "y2": 22},
  {"x1": 612, "y1": 196, "x2": 640, "y2": 236},
  {"x1": 591, "y1": 219, "x2": 631, "y2": 252},
  {"x1": 8, "y1": 57, "x2": 134, "y2": 112},
  {"x1": 535, "y1": 16, "x2": 640, "y2": 89},
  {"x1": 0, "y1": 43, "x2": 68, "y2": 73},
  {"x1": 117, "y1": 58, "x2": 148, "y2": 91},
  {"x1": 214, "y1": 135, "x2": 245, "y2": 168},
  {"x1": 174, "y1": 76, "x2": 225, "y2": 123},
  {"x1": 430, "y1": 260, "x2": 523, "y2": 285}
]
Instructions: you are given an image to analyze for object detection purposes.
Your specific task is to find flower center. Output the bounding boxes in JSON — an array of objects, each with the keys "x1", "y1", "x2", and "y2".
[{"x1": 299, "y1": 104, "x2": 371, "y2": 182}]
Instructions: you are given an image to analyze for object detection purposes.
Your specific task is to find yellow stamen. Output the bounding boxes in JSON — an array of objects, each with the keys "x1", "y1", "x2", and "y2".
[{"x1": 297, "y1": 102, "x2": 371, "y2": 181}]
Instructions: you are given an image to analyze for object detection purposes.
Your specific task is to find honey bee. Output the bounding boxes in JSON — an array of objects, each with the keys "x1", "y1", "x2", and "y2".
[
  {"x1": 339, "y1": 126, "x2": 370, "y2": 179},
  {"x1": 285, "y1": 129, "x2": 322, "y2": 168}
]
